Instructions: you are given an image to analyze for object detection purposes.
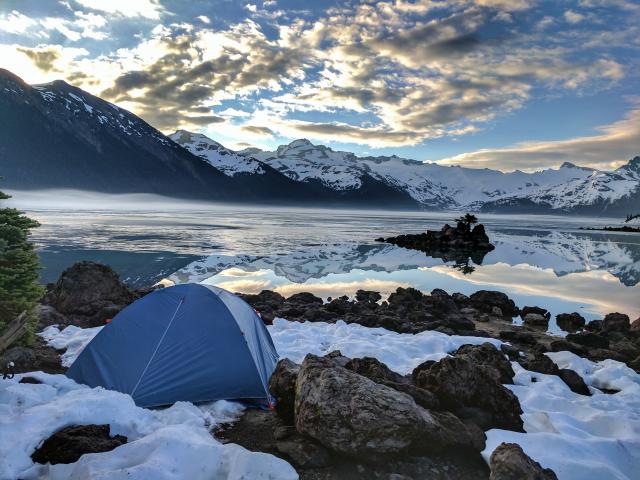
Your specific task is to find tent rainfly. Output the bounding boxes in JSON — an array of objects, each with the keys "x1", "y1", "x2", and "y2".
[{"x1": 66, "y1": 284, "x2": 279, "y2": 408}]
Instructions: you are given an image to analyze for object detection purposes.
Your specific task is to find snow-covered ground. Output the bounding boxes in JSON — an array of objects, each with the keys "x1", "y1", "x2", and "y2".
[
  {"x1": 0, "y1": 372, "x2": 295, "y2": 480},
  {"x1": 2, "y1": 319, "x2": 639, "y2": 479}
]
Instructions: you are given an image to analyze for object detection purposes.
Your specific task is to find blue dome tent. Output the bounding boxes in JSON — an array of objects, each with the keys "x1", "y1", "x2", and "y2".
[{"x1": 66, "y1": 284, "x2": 279, "y2": 408}]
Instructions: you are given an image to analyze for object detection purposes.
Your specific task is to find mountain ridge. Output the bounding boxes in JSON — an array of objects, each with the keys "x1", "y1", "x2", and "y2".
[{"x1": 1, "y1": 68, "x2": 638, "y2": 215}]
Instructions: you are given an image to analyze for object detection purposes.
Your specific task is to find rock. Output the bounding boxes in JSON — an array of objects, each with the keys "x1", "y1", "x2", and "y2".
[
  {"x1": 489, "y1": 442, "x2": 558, "y2": 480},
  {"x1": 557, "y1": 369, "x2": 591, "y2": 396},
  {"x1": 555, "y1": 312, "x2": 585, "y2": 332},
  {"x1": 44, "y1": 261, "x2": 134, "y2": 327},
  {"x1": 1, "y1": 337, "x2": 65, "y2": 374},
  {"x1": 585, "y1": 320, "x2": 603, "y2": 332},
  {"x1": 268, "y1": 359, "x2": 300, "y2": 424},
  {"x1": 239, "y1": 290, "x2": 285, "y2": 324},
  {"x1": 469, "y1": 291, "x2": 518, "y2": 317},
  {"x1": 453, "y1": 343, "x2": 515, "y2": 384},
  {"x1": 19, "y1": 376, "x2": 43, "y2": 384},
  {"x1": 630, "y1": 317, "x2": 640, "y2": 332},
  {"x1": 295, "y1": 354, "x2": 482, "y2": 459},
  {"x1": 36, "y1": 305, "x2": 67, "y2": 329},
  {"x1": 523, "y1": 313, "x2": 549, "y2": 329},
  {"x1": 276, "y1": 437, "x2": 333, "y2": 468},
  {"x1": 355, "y1": 290, "x2": 382, "y2": 303},
  {"x1": 521, "y1": 306, "x2": 550, "y2": 319},
  {"x1": 548, "y1": 340, "x2": 585, "y2": 356},
  {"x1": 630, "y1": 355, "x2": 640, "y2": 372},
  {"x1": 566, "y1": 332, "x2": 609, "y2": 349},
  {"x1": 499, "y1": 330, "x2": 538, "y2": 345},
  {"x1": 344, "y1": 356, "x2": 439, "y2": 410},
  {"x1": 286, "y1": 292, "x2": 324, "y2": 306},
  {"x1": 31, "y1": 424, "x2": 127, "y2": 465},
  {"x1": 521, "y1": 353, "x2": 559, "y2": 376},
  {"x1": 413, "y1": 356, "x2": 524, "y2": 432},
  {"x1": 602, "y1": 312, "x2": 630, "y2": 333},
  {"x1": 500, "y1": 344, "x2": 521, "y2": 361}
]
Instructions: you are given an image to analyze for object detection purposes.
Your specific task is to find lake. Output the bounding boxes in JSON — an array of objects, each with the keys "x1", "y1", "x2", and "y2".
[{"x1": 10, "y1": 191, "x2": 640, "y2": 332}]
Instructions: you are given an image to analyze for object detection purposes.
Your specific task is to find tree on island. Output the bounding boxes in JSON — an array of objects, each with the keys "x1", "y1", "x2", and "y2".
[
  {"x1": 0, "y1": 186, "x2": 44, "y2": 345},
  {"x1": 454, "y1": 213, "x2": 478, "y2": 233}
]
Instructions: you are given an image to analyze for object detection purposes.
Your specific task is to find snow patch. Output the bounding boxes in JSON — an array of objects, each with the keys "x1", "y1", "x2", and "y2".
[{"x1": 0, "y1": 372, "x2": 296, "y2": 480}]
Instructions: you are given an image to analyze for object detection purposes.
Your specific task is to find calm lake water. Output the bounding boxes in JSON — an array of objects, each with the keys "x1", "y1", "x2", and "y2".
[{"x1": 10, "y1": 191, "x2": 640, "y2": 331}]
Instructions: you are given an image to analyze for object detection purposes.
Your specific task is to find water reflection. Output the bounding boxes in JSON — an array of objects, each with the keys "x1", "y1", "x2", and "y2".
[{"x1": 179, "y1": 231, "x2": 640, "y2": 324}]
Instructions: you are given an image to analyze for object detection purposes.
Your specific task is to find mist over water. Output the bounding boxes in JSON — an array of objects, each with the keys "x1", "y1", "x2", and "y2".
[{"x1": 8, "y1": 189, "x2": 640, "y2": 324}]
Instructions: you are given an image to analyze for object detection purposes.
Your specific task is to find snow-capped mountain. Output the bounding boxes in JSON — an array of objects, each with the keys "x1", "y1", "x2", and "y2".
[
  {"x1": 240, "y1": 139, "x2": 639, "y2": 214},
  {"x1": 2, "y1": 67, "x2": 637, "y2": 214},
  {"x1": 0, "y1": 69, "x2": 416, "y2": 208},
  {"x1": 0, "y1": 68, "x2": 236, "y2": 200},
  {"x1": 169, "y1": 130, "x2": 265, "y2": 176}
]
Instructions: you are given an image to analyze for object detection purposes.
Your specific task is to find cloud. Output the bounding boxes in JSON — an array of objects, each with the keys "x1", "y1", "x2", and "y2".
[
  {"x1": 241, "y1": 125, "x2": 275, "y2": 136},
  {"x1": 0, "y1": 10, "x2": 37, "y2": 34},
  {"x1": 99, "y1": 20, "x2": 312, "y2": 130},
  {"x1": 72, "y1": 0, "x2": 165, "y2": 19},
  {"x1": 436, "y1": 106, "x2": 640, "y2": 171},
  {"x1": 564, "y1": 10, "x2": 586, "y2": 23},
  {"x1": 16, "y1": 46, "x2": 61, "y2": 72}
]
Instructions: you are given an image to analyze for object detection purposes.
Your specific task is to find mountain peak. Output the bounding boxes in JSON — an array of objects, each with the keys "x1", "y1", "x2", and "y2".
[
  {"x1": 560, "y1": 161, "x2": 577, "y2": 169},
  {"x1": 287, "y1": 138, "x2": 314, "y2": 149}
]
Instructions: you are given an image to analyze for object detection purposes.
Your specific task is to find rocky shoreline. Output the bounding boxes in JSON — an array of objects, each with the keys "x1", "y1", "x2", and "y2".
[{"x1": 2, "y1": 260, "x2": 638, "y2": 479}]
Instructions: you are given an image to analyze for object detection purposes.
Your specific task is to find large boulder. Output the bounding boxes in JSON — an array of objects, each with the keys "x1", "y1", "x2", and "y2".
[
  {"x1": 521, "y1": 306, "x2": 550, "y2": 319},
  {"x1": 31, "y1": 425, "x2": 127, "y2": 465},
  {"x1": 294, "y1": 355, "x2": 482, "y2": 459},
  {"x1": 413, "y1": 356, "x2": 523, "y2": 432},
  {"x1": 489, "y1": 443, "x2": 558, "y2": 480},
  {"x1": 344, "y1": 356, "x2": 439, "y2": 410},
  {"x1": 44, "y1": 261, "x2": 134, "y2": 327},
  {"x1": 453, "y1": 343, "x2": 515, "y2": 384},
  {"x1": 469, "y1": 291, "x2": 518, "y2": 318},
  {"x1": 555, "y1": 312, "x2": 585, "y2": 332},
  {"x1": 602, "y1": 312, "x2": 630, "y2": 333},
  {"x1": 520, "y1": 353, "x2": 559, "y2": 376},
  {"x1": 522, "y1": 313, "x2": 549, "y2": 330},
  {"x1": 269, "y1": 359, "x2": 300, "y2": 424}
]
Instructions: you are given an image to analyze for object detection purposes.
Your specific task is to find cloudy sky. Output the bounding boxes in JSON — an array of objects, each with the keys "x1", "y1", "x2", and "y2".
[{"x1": 1, "y1": 0, "x2": 639, "y2": 171}]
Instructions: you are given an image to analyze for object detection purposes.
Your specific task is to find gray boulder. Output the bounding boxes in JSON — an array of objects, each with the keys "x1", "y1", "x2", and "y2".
[
  {"x1": 555, "y1": 312, "x2": 585, "y2": 333},
  {"x1": 344, "y1": 356, "x2": 440, "y2": 409},
  {"x1": 489, "y1": 442, "x2": 558, "y2": 480},
  {"x1": 295, "y1": 354, "x2": 483, "y2": 459},
  {"x1": 523, "y1": 313, "x2": 549, "y2": 329},
  {"x1": 602, "y1": 312, "x2": 630, "y2": 333},
  {"x1": 413, "y1": 356, "x2": 523, "y2": 432},
  {"x1": 44, "y1": 261, "x2": 134, "y2": 327},
  {"x1": 454, "y1": 343, "x2": 515, "y2": 384}
]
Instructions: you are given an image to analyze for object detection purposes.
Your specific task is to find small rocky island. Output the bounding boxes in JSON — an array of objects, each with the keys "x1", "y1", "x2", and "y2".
[{"x1": 376, "y1": 214, "x2": 495, "y2": 268}]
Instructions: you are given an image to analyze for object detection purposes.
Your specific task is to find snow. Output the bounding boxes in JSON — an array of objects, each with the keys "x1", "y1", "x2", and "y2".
[
  {"x1": 270, "y1": 318, "x2": 501, "y2": 373},
  {"x1": 0, "y1": 372, "x2": 296, "y2": 480},
  {"x1": 483, "y1": 357, "x2": 640, "y2": 480},
  {"x1": 239, "y1": 137, "x2": 639, "y2": 210},
  {"x1": 39, "y1": 325, "x2": 103, "y2": 367},
  {"x1": 169, "y1": 130, "x2": 265, "y2": 176},
  {"x1": 11, "y1": 319, "x2": 640, "y2": 480}
]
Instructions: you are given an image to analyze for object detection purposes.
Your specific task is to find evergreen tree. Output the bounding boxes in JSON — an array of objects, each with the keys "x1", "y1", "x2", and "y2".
[
  {"x1": 0, "y1": 186, "x2": 44, "y2": 344},
  {"x1": 454, "y1": 213, "x2": 478, "y2": 233}
]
